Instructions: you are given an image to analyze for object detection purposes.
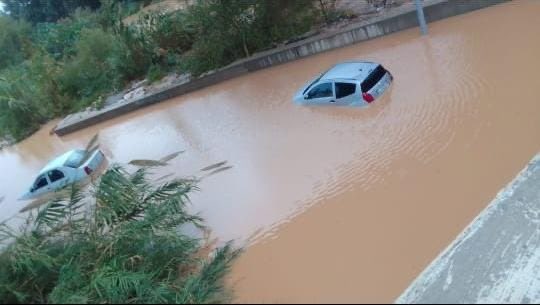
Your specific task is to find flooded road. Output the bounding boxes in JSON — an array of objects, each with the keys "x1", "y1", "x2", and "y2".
[{"x1": 1, "y1": 1, "x2": 540, "y2": 303}]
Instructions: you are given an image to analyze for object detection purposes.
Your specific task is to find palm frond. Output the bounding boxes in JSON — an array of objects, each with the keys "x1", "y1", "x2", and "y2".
[
  {"x1": 178, "y1": 243, "x2": 241, "y2": 304},
  {"x1": 159, "y1": 151, "x2": 185, "y2": 163},
  {"x1": 95, "y1": 167, "x2": 146, "y2": 227},
  {"x1": 84, "y1": 134, "x2": 99, "y2": 153},
  {"x1": 204, "y1": 166, "x2": 233, "y2": 178},
  {"x1": 156, "y1": 173, "x2": 175, "y2": 181},
  {"x1": 34, "y1": 184, "x2": 86, "y2": 234},
  {"x1": 142, "y1": 179, "x2": 195, "y2": 206},
  {"x1": 90, "y1": 268, "x2": 153, "y2": 303},
  {"x1": 200, "y1": 161, "x2": 228, "y2": 172},
  {"x1": 0, "y1": 160, "x2": 240, "y2": 304},
  {"x1": 129, "y1": 168, "x2": 149, "y2": 188},
  {"x1": 76, "y1": 145, "x2": 100, "y2": 168},
  {"x1": 35, "y1": 199, "x2": 68, "y2": 231},
  {"x1": 128, "y1": 159, "x2": 168, "y2": 167},
  {"x1": 19, "y1": 196, "x2": 57, "y2": 213},
  {"x1": 0, "y1": 222, "x2": 17, "y2": 243}
]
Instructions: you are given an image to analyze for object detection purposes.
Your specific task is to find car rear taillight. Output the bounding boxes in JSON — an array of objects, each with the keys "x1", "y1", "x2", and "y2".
[
  {"x1": 84, "y1": 166, "x2": 93, "y2": 175},
  {"x1": 362, "y1": 92, "x2": 374, "y2": 103}
]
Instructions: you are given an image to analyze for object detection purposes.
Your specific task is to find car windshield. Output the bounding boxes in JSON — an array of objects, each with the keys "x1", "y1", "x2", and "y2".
[
  {"x1": 33, "y1": 175, "x2": 48, "y2": 191},
  {"x1": 302, "y1": 67, "x2": 333, "y2": 95},
  {"x1": 64, "y1": 150, "x2": 86, "y2": 168},
  {"x1": 303, "y1": 77, "x2": 323, "y2": 95}
]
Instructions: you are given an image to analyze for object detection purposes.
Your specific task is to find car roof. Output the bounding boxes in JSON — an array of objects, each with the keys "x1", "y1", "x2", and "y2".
[
  {"x1": 39, "y1": 149, "x2": 84, "y2": 174},
  {"x1": 320, "y1": 61, "x2": 379, "y2": 82}
]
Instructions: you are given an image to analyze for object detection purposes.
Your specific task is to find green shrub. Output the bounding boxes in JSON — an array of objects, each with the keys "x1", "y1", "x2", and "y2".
[
  {"x1": 0, "y1": 15, "x2": 33, "y2": 70},
  {"x1": 0, "y1": 70, "x2": 43, "y2": 140},
  {"x1": 251, "y1": 0, "x2": 317, "y2": 45},
  {"x1": 34, "y1": 9, "x2": 101, "y2": 60},
  {"x1": 182, "y1": 0, "x2": 317, "y2": 76},
  {"x1": 2, "y1": 0, "x2": 101, "y2": 24},
  {"x1": 118, "y1": 10, "x2": 195, "y2": 77},
  {"x1": 58, "y1": 28, "x2": 132, "y2": 110},
  {"x1": 0, "y1": 0, "x2": 328, "y2": 143},
  {"x1": 181, "y1": 0, "x2": 254, "y2": 76},
  {"x1": 113, "y1": 21, "x2": 155, "y2": 80},
  {"x1": 144, "y1": 11, "x2": 195, "y2": 56},
  {"x1": 0, "y1": 165, "x2": 240, "y2": 304},
  {"x1": 0, "y1": 51, "x2": 69, "y2": 140},
  {"x1": 146, "y1": 64, "x2": 166, "y2": 83}
]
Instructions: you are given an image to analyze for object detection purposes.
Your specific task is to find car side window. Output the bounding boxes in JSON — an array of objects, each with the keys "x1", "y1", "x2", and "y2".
[
  {"x1": 34, "y1": 176, "x2": 48, "y2": 190},
  {"x1": 335, "y1": 82, "x2": 357, "y2": 99},
  {"x1": 48, "y1": 169, "x2": 65, "y2": 183},
  {"x1": 307, "y1": 82, "x2": 334, "y2": 99}
]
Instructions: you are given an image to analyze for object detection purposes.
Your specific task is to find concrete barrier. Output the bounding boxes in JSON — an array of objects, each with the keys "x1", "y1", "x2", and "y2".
[
  {"x1": 397, "y1": 155, "x2": 540, "y2": 304},
  {"x1": 54, "y1": 0, "x2": 508, "y2": 136}
]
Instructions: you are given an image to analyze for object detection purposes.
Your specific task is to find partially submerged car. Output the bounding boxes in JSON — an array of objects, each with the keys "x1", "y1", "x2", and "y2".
[
  {"x1": 293, "y1": 61, "x2": 393, "y2": 106},
  {"x1": 20, "y1": 149, "x2": 105, "y2": 200}
]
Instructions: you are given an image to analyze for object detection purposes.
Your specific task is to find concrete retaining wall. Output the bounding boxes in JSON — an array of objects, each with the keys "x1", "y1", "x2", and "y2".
[{"x1": 55, "y1": 0, "x2": 508, "y2": 136}]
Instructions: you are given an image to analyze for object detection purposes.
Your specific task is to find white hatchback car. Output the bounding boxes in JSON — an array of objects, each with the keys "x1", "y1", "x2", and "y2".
[
  {"x1": 20, "y1": 149, "x2": 105, "y2": 200},
  {"x1": 293, "y1": 61, "x2": 393, "y2": 106}
]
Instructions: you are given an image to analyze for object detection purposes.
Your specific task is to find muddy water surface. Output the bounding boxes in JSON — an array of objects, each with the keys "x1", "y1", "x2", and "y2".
[{"x1": 1, "y1": 1, "x2": 539, "y2": 303}]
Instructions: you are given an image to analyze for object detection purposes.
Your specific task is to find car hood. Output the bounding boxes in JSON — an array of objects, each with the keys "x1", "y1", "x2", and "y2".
[
  {"x1": 19, "y1": 191, "x2": 34, "y2": 201},
  {"x1": 293, "y1": 89, "x2": 305, "y2": 104}
]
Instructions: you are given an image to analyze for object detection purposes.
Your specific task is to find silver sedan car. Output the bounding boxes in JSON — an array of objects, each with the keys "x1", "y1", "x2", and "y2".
[{"x1": 293, "y1": 61, "x2": 393, "y2": 106}]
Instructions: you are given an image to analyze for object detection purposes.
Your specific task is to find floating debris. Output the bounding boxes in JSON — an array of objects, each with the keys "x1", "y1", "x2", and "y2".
[
  {"x1": 84, "y1": 133, "x2": 99, "y2": 152},
  {"x1": 205, "y1": 166, "x2": 233, "y2": 177},
  {"x1": 200, "y1": 161, "x2": 228, "y2": 172},
  {"x1": 129, "y1": 159, "x2": 169, "y2": 167},
  {"x1": 20, "y1": 191, "x2": 67, "y2": 213},
  {"x1": 160, "y1": 151, "x2": 185, "y2": 163},
  {"x1": 156, "y1": 173, "x2": 175, "y2": 181}
]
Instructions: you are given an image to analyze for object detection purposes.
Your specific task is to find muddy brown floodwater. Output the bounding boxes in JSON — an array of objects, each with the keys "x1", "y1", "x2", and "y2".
[{"x1": 1, "y1": 1, "x2": 539, "y2": 303}]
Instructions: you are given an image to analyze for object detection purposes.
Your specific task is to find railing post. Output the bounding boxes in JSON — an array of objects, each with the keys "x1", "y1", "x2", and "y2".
[{"x1": 415, "y1": 0, "x2": 428, "y2": 35}]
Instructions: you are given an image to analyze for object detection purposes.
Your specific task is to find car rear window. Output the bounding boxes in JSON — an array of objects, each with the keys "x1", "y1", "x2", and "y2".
[
  {"x1": 361, "y1": 65, "x2": 386, "y2": 92},
  {"x1": 335, "y1": 82, "x2": 356, "y2": 99},
  {"x1": 64, "y1": 150, "x2": 86, "y2": 168}
]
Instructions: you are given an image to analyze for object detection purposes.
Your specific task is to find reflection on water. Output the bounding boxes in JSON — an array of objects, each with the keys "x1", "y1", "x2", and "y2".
[{"x1": 0, "y1": 1, "x2": 540, "y2": 303}]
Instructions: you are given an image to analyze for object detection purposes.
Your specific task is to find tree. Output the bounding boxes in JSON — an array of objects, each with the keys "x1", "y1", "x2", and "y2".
[
  {"x1": 0, "y1": 15, "x2": 32, "y2": 69},
  {"x1": 252, "y1": 0, "x2": 317, "y2": 43},
  {"x1": 0, "y1": 63, "x2": 47, "y2": 140},
  {"x1": 183, "y1": 0, "x2": 317, "y2": 76},
  {"x1": 3, "y1": 0, "x2": 101, "y2": 23}
]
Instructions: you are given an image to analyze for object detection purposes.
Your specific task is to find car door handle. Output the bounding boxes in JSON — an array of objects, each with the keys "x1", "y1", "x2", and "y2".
[{"x1": 330, "y1": 100, "x2": 336, "y2": 103}]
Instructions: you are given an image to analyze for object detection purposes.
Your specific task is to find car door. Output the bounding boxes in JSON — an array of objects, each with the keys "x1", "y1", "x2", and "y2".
[
  {"x1": 31, "y1": 174, "x2": 52, "y2": 196},
  {"x1": 335, "y1": 82, "x2": 359, "y2": 105},
  {"x1": 47, "y1": 169, "x2": 68, "y2": 190},
  {"x1": 305, "y1": 82, "x2": 336, "y2": 105}
]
